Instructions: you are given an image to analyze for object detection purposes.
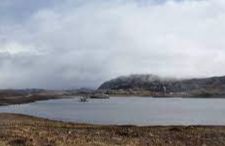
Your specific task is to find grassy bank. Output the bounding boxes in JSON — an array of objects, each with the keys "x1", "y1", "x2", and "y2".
[{"x1": 0, "y1": 113, "x2": 224, "y2": 146}]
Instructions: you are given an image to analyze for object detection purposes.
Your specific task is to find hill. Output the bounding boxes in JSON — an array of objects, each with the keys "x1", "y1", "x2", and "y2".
[{"x1": 98, "y1": 74, "x2": 225, "y2": 97}]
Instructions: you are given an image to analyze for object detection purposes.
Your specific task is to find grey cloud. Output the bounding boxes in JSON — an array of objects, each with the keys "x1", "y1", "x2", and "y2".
[{"x1": 0, "y1": 0, "x2": 225, "y2": 89}]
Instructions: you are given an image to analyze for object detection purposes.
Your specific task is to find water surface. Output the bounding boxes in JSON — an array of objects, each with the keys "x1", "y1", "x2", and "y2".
[{"x1": 0, "y1": 97, "x2": 225, "y2": 125}]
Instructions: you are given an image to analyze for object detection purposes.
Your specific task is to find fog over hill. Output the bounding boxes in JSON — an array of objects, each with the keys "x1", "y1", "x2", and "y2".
[{"x1": 99, "y1": 74, "x2": 225, "y2": 97}]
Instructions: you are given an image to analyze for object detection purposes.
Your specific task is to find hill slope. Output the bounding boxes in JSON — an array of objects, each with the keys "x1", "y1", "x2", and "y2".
[{"x1": 98, "y1": 74, "x2": 225, "y2": 97}]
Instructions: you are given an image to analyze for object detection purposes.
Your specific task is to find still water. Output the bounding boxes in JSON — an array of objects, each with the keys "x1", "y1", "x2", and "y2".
[{"x1": 0, "y1": 97, "x2": 225, "y2": 125}]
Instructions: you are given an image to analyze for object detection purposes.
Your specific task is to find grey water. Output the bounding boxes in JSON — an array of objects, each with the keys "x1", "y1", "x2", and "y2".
[{"x1": 1, "y1": 97, "x2": 225, "y2": 126}]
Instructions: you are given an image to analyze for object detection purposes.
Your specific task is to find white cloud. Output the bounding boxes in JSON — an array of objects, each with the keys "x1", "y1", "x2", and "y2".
[{"x1": 0, "y1": 0, "x2": 225, "y2": 89}]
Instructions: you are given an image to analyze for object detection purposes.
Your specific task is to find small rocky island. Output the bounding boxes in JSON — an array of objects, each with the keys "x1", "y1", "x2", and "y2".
[{"x1": 88, "y1": 93, "x2": 109, "y2": 99}]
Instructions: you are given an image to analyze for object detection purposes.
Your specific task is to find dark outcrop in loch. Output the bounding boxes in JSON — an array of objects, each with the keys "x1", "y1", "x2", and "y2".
[{"x1": 98, "y1": 74, "x2": 225, "y2": 97}]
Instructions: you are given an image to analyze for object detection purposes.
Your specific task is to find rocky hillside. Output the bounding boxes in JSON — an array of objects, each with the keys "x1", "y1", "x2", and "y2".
[{"x1": 98, "y1": 74, "x2": 225, "y2": 97}]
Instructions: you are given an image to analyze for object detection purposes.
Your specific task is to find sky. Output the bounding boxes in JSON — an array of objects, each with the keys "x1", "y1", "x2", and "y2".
[{"x1": 0, "y1": 0, "x2": 225, "y2": 89}]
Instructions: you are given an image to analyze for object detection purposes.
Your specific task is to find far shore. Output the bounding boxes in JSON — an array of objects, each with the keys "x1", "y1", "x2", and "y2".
[
  {"x1": 0, "y1": 92, "x2": 225, "y2": 106},
  {"x1": 0, "y1": 95, "x2": 69, "y2": 106}
]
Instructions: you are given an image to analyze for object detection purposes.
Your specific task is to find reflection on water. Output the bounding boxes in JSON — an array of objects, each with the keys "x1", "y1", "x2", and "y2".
[{"x1": 0, "y1": 97, "x2": 225, "y2": 125}]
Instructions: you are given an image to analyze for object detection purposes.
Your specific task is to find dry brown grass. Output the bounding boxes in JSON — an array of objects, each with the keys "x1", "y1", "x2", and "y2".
[{"x1": 0, "y1": 113, "x2": 225, "y2": 146}]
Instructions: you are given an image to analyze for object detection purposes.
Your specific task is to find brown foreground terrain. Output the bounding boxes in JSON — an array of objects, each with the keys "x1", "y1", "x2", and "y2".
[{"x1": 0, "y1": 114, "x2": 224, "y2": 146}]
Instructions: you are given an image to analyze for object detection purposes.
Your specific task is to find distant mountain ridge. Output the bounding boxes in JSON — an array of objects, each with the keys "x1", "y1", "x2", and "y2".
[{"x1": 98, "y1": 74, "x2": 225, "y2": 97}]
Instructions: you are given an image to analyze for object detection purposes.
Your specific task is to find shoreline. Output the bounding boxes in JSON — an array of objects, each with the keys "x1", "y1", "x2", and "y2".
[
  {"x1": 0, "y1": 91, "x2": 225, "y2": 106},
  {"x1": 1, "y1": 94, "x2": 225, "y2": 106},
  {"x1": 0, "y1": 113, "x2": 225, "y2": 146},
  {"x1": 0, "y1": 95, "x2": 75, "y2": 106}
]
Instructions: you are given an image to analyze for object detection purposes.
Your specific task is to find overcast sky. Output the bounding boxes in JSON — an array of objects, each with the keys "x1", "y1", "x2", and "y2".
[{"x1": 0, "y1": 0, "x2": 225, "y2": 89}]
